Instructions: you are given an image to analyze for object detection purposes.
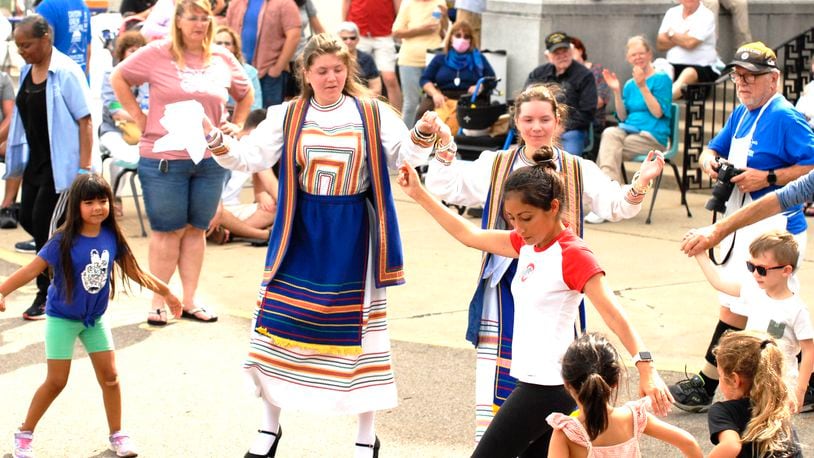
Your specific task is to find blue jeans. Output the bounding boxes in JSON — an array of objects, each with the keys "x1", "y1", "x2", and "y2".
[
  {"x1": 560, "y1": 129, "x2": 587, "y2": 157},
  {"x1": 398, "y1": 65, "x2": 424, "y2": 126},
  {"x1": 260, "y1": 71, "x2": 289, "y2": 107},
  {"x1": 138, "y1": 157, "x2": 226, "y2": 232}
]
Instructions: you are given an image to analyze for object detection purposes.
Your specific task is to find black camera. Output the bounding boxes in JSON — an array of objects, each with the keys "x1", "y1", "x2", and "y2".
[{"x1": 705, "y1": 160, "x2": 744, "y2": 213}]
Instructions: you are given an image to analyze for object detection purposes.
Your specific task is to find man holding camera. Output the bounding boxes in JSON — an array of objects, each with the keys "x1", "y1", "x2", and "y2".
[{"x1": 669, "y1": 42, "x2": 814, "y2": 413}]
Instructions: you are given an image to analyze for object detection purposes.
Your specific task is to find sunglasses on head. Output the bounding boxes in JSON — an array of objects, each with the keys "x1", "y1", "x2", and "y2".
[{"x1": 745, "y1": 261, "x2": 787, "y2": 276}]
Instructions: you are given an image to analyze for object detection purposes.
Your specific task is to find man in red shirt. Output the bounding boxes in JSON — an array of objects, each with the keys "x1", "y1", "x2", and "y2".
[{"x1": 343, "y1": 0, "x2": 403, "y2": 111}]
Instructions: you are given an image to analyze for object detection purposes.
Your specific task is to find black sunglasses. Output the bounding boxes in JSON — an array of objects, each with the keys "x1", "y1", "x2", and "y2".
[{"x1": 745, "y1": 261, "x2": 787, "y2": 276}]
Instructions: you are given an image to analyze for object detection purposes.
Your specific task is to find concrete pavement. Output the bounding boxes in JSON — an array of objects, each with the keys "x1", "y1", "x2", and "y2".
[{"x1": 1, "y1": 182, "x2": 813, "y2": 457}]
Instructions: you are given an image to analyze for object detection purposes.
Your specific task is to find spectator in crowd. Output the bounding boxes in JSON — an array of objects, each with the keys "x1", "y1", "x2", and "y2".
[
  {"x1": 5, "y1": 15, "x2": 93, "y2": 320},
  {"x1": 417, "y1": 19, "x2": 495, "y2": 120},
  {"x1": 214, "y1": 25, "x2": 263, "y2": 111},
  {"x1": 526, "y1": 32, "x2": 598, "y2": 157},
  {"x1": 392, "y1": 0, "x2": 448, "y2": 126},
  {"x1": 657, "y1": 0, "x2": 720, "y2": 100},
  {"x1": 0, "y1": 70, "x2": 18, "y2": 229},
  {"x1": 100, "y1": 30, "x2": 148, "y2": 216},
  {"x1": 36, "y1": 0, "x2": 91, "y2": 76},
  {"x1": 668, "y1": 42, "x2": 814, "y2": 414},
  {"x1": 570, "y1": 36, "x2": 610, "y2": 150},
  {"x1": 285, "y1": 0, "x2": 325, "y2": 98},
  {"x1": 343, "y1": 0, "x2": 403, "y2": 111},
  {"x1": 227, "y1": 0, "x2": 300, "y2": 107},
  {"x1": 337, "y1": 21, "x2": 382, "y2": 95},
  {"x1": 702, "y1": 0, "x2": 752, "y2": 46},
  {"x1": 120, "y1": 0, "x2": 156, "y2": 17},
  {"x1": 454, "y1": 0, "x2": 484, "y2": 45},
  {"x1": 590, "y1": 35, "x2": 672, "y2": 224},
  {"x1": 206, "y1": 108, "x2": 276, "y2": 245},
  {"x1": 111, "y1": 0, "x2": 253, "y2": 326},
  {"x1": 139, "y1": 0, "x2": 175, "y2": 40}
]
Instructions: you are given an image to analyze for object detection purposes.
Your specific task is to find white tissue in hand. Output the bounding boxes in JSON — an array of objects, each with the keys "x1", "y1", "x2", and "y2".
[{"x1": 153, "y1": 100, "x2": 208, "y2": 164}]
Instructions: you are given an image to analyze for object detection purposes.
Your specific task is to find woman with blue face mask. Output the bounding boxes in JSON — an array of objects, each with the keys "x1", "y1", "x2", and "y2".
[{"x1": 417, "y1": 20, "x2": 496, "y2": 120}]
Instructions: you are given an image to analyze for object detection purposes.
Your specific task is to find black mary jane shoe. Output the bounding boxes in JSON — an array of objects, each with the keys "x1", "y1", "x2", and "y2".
[
  {"x1": 355, "y1": 436, "x2": 380, "y2": 458},
  {"x1": 244, "y1": 427, "x2": 282, "y2": 458}
]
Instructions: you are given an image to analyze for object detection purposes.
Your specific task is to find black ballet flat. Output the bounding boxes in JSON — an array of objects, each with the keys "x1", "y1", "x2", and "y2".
[
  {"x1": 355, "y1": 435, "x2": 380, "y2": 458},
  {"x1": 244, "y1": 427, "x2": 282, "y2": 458}
]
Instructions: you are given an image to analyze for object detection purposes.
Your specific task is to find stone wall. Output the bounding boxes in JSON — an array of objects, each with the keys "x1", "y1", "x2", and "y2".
[{"x1": 483, "y1": 0, "x2": 814, "y2": 97}]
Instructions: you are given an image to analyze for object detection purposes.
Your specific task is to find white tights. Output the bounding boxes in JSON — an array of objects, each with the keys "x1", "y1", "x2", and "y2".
[{"x1": 250, "y1": 396, "x2": 378, "y2": 457}]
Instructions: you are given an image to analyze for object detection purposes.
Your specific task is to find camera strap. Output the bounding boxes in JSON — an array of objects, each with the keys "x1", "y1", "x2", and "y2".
[{"x1": 708, "y1": 194, "x2": 746, "y2": 266}]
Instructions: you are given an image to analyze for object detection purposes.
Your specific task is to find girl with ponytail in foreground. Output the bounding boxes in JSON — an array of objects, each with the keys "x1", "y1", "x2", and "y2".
[
  {"x1": 397, "y1": 151, "x2": 673, "y2": 457},
  {"x1": 548, "y1": 333, "x2": 701, "y2": 457}
]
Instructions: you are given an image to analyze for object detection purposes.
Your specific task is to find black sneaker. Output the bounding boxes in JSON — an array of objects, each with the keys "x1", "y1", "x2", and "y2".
[
  {"x1": 0, "y1": 207, "x2": 17, "y2": 229},
  {"x1": 669, "y1": 373, "x2": 713, "y2": 413},
  {"x1": 801, "y1": 385, "x2": 814, "y2": 413},
  {"x1": 14, "y1": 239, "x2": 36, "y2": 254},
  {"x1": 22, "y1": 299, "x2": 46, "y2": 321}
]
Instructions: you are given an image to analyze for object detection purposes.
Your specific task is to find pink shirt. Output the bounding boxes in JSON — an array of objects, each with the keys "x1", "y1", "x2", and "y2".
[
  {"x1": 117, "y1": 40, "x2": 250, "y2": 160},
  {"x1": 546, "y1": 397, "x2": 650, "y2": 457}
]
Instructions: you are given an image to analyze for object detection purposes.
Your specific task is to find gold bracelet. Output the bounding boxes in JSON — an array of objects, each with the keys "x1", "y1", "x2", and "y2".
[{"x1": 631, "y1": 171, "x2": 652, "y2": 195}]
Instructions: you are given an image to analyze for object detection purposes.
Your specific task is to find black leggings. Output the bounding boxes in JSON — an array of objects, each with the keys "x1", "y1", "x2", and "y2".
[
  {"x1": 472, "y1": 382, "x2": 576, "y2": 458},
  {"x1": 19, "y1": 176, "x2": 65, "y2": 299}
]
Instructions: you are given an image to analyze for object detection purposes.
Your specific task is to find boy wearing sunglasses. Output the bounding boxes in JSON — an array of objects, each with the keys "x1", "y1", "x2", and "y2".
[{"x1": 693, "y1": 229, "x2": 814, "y2": 413}]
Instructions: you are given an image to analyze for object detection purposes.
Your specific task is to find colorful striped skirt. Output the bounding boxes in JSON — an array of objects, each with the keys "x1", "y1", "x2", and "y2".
[{"x1": 245, "y1": 192, "x2": 397, "y2": 414}]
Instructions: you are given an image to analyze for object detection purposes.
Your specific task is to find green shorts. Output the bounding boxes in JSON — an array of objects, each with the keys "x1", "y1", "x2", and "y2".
[{"x1": 45, "y1": 315, "x2": 114, "y2": 360}]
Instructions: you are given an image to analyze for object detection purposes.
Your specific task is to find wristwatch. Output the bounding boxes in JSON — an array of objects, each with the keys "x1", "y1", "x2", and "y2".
[
  {"x1": 767, "y1": 169, "x2": 777, "y2": 185},
  {"x1": 631, "y1": 351, "x2": 654, "y2": 365}
]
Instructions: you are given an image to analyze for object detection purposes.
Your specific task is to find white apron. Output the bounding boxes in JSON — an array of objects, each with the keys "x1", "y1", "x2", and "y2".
[{"x1": 717, "y1": 94, "x2": 790, "y2": 307}]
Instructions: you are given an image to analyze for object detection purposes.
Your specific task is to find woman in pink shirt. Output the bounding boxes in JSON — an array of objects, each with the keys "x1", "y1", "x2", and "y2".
[{"x1": 110, "y1": 0, "x2": 253, "y2": 325}]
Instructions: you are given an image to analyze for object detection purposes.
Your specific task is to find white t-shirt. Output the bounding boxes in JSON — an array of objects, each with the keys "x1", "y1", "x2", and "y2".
[
  {"x1": 730, "y1": 281, "x2": 814, "y2": 390},
  {"x1": 658, "y1": 3, "x2": 718, "y2": 67},
  {"x1": 508, "y1": 226, "x2": 604, "y2": 385}
]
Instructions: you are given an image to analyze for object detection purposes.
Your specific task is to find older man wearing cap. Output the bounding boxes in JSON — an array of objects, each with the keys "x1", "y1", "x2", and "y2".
[
  {"x1": 525, "y1": 32, "x2": 597, "y2": 157},
  {"x1": 669, "y1": 41, "x2": 814, "y2": 414}
]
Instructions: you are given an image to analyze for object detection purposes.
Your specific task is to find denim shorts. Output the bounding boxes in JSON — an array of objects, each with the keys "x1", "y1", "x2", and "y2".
[
  {"x1": 45, "y1": 316, "x2": 114, "y2": 360},
  {"x1": 138, "y1": 157, "x2": 226, "y2": 232}
]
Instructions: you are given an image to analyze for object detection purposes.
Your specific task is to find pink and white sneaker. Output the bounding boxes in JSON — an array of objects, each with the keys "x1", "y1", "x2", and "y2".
[
  {"x1": 13, "y1": 430, "x2": 34, "y2": 458},
  {"x1": 109, "y1": 431, "x2": 138, "y2": 457}
]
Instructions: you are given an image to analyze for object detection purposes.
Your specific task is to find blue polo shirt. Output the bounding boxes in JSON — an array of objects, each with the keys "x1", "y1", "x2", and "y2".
[
  {"x1": 39, "y1": 227, "x2": 119, "y2": 328},
  {"x1": 708, "y1": 96, "x2": 814, "y2": 235}
]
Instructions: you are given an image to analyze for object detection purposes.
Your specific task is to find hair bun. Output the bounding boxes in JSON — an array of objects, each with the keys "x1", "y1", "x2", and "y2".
[{"x1": 531, "y1": 146, "x2": 557, "y2": 171}]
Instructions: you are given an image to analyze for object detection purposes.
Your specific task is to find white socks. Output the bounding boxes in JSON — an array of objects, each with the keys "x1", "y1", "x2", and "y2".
[
  {"x1": 354, "y1": 411, "x2": 376, "y2": 458},
  {"x1": 248, "y1": 398, "x2": 281, "y2": 455}
]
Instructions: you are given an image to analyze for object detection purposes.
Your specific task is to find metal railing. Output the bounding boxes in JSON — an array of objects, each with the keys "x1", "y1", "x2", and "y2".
[{"x1": 680, "y1": 27, "x2": 814, "y2": 191}]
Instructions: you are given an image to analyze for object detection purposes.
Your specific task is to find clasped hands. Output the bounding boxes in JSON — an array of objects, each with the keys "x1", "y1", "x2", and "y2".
[{"x1": 415, "y1": 110, "x2": 452, "y2": 146}]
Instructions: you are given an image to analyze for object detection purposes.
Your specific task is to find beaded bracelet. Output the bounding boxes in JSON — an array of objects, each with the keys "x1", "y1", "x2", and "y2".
[
  {"x1": 434, "y1": 138, "x2": 457, "y2": 166},
  {"x1": 630, "y1": 171, "x2": 653, "y2": 196},
  {"x1": 208, "y1": 144, "x2": 230, "y2": 156},
  {"x1": 411, "y1": 126, "x2": 437, "y2": 148}
]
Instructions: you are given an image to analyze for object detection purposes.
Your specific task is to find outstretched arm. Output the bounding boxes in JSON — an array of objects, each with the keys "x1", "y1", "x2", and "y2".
[
  {"x1": 693, "y1": 253, "x2": 741, "y2": 297},
  {"x1": 583, "y1": 274, "x2": 673, "y2": 416},
  {"x1": 397, "y1": 164, "x2": 517, "y2": 258},
  {"x1": 0, "y1": 257, "x2": 49, "y2": 311},
  {"x1": 644, "y1": 413, "x2": 703, "y2": 457},
  {"x1": 681, "y1": 192, "x2": 784, "y2": 257}
]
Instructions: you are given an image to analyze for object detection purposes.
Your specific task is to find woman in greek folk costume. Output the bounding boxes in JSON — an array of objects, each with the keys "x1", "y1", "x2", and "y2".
[
  {"x1": 204, "y1": 33, "x2": 446, "y2": 458},
  {"x1": 424, "y1": 83, "x2": 670, "y2": 443}
]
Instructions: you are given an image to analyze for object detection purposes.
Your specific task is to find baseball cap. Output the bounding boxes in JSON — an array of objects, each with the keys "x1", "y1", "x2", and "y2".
[
  {"x1": 545, "y1": 32, "x2": 571, "y2": 52},
  {"x1": 725, "y1": 41, "x2": 778, "y2": 73}
]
